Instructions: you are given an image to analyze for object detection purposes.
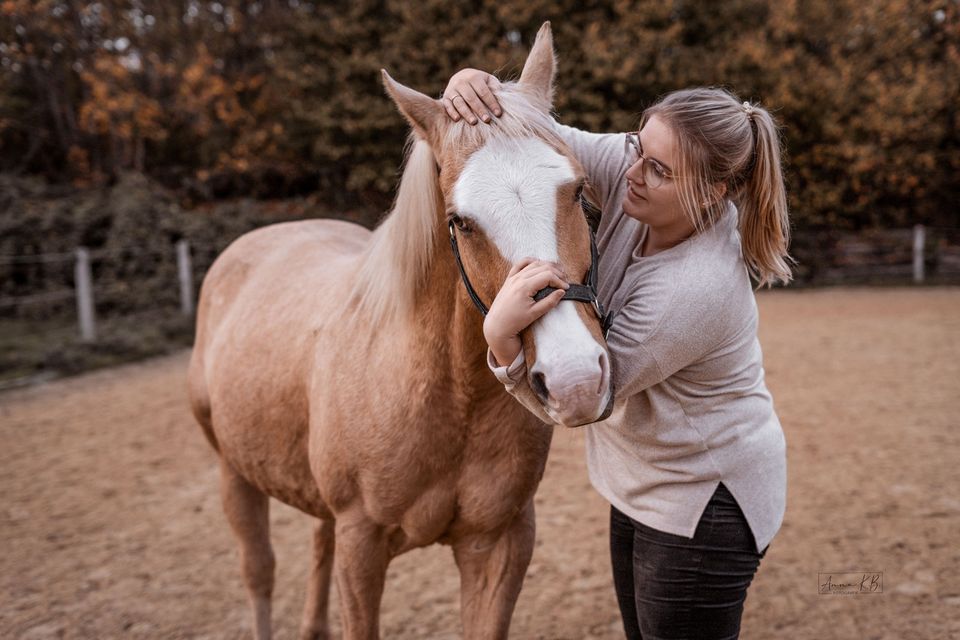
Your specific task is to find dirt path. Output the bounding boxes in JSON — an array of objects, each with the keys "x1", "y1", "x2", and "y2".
[{"x1": 2, "y1": 287, "x2": 958, "y2": 639}]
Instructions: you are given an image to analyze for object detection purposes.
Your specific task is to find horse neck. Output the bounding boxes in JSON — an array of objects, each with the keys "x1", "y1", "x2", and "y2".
[{"x1": 398, "y1": 220, "x2": 519, "y2": 420}]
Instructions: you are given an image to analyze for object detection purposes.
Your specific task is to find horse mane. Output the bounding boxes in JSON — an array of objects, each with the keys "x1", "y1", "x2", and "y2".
[
  {"x1": 349, "y1": 135, "x2": 442, "y2": 326},
  {"x1": 349, "y1": 82, "x2": 567, "y2": 326}
]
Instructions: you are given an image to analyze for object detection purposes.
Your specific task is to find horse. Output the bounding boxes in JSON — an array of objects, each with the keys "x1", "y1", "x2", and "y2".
[{"x1": 187, "y1": 22, "x2": 612, "y2": 640}]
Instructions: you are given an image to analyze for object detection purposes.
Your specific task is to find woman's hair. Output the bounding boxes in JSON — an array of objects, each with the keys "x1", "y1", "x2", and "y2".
[{"x1": 640, "y1": 87, "x2": 793, "y2": 287}]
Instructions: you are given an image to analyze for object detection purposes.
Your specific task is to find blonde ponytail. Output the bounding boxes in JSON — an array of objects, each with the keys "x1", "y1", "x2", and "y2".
[{"x1": 737, "y1": 105, "x2": 793, "y2": 287}]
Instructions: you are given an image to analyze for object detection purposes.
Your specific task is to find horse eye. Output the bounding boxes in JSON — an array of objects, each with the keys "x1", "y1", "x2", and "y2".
[
  {"x1": 450, "y1": 214, "x2": 471, "y2": 233},
  {"x1": 574, "y1": 184, "x2": 584, "y2": 202}
]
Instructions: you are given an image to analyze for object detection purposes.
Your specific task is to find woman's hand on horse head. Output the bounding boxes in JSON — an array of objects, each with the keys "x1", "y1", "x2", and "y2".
[
  {"x1": 442, "y1": 68, "x2": 503, "y2": 124},
  {"x1": 484, "y1": 259, "x2": 569, "y2": 344}
]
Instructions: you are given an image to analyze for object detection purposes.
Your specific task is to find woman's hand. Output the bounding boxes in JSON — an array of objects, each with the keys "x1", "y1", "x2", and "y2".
[
  {"x1": 484, "y1": 258, "x2": 569, "y2": 366},
  {"x1": 442, "y1": 68, "x2": 503, "y2": 124}
]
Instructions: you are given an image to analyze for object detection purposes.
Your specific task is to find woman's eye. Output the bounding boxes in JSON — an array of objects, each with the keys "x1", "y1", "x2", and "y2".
[{"x1": 652, "y1": 163, "x2": 667, "y2": 179}]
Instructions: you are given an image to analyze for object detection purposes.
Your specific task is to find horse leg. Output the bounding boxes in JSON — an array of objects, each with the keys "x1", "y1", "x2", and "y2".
[
  {"x1": 298, "y1": 518, "x2": 336, "y2": 640},
  {"x1": 452, "y1": 499, "x2": 537, "y2": 640},
  {"x1": 220, "y1": 461, "x2": 275, "y2": 640},
  {"x1": 333, "y1": 513, "x2": 390, "y2": 640}
]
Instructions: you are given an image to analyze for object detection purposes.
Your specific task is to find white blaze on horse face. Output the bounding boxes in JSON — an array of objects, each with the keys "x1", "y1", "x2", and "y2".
[
  {"x1": 453, "y1": 137, "x2": 572, "y2": 263},
  {"x1": 453, "y1": 137, "x2": 610, "y2": 425}
]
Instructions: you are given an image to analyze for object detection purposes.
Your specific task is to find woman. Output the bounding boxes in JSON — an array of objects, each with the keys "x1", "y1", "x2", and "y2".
[{"x1": 442, "y1": 69, "x2": 790, "y2": 639}]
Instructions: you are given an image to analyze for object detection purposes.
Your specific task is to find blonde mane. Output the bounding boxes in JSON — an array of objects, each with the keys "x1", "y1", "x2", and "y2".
[
  {"x1": 349, "y1": 135, "x2": 441, "y2": 326},
  {"x1": 349, "y1": 82, "x2": 567, "y2": 326}
]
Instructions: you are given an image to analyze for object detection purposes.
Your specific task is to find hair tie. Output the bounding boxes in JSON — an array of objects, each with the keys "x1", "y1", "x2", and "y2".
[{"x1": 741, "y1": 101, "x2": 759, "y2": 180}]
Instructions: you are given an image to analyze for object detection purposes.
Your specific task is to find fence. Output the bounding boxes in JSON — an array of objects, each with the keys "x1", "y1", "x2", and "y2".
[
  {"x1": 798, "y1": 224, "x2": 960, "y2": 285},
  {"x1": 0, "y1": 239, "x2": 197, "y2": 342}
]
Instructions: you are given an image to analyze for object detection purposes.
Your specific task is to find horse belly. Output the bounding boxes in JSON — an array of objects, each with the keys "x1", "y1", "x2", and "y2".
[{"x1": 207, "y1": 357, "x2": 332, "y2": 519}]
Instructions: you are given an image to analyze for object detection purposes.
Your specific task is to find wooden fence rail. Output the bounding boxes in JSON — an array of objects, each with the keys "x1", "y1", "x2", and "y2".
[{"x1": 0, "y1": 240, "x2": 197, "y2": 341}]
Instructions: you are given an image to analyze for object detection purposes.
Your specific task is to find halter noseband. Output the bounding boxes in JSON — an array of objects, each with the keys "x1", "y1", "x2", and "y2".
[{"x1": 448, "y1": 221, "x2": 614, "y2": 337}]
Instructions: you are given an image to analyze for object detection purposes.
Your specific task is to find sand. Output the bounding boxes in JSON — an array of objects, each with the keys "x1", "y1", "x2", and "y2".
[{"x1": 2, "y1": 287, "x2": 958, "y2": 639}]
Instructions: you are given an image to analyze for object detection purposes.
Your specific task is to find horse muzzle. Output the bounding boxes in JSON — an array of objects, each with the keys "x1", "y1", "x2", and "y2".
[{"x1": 529, "y1": 347, "x2": 613, "y2": 427}]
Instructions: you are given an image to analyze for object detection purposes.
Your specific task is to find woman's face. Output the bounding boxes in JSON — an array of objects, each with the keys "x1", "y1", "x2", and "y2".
[{"x1": 622, "y1": 115, "x2": 693, "y2": 235}]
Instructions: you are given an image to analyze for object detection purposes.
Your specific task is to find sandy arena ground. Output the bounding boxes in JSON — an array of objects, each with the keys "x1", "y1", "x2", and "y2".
[{"x1": 2, "y1": 287, "x2": 959, "y2": 639}]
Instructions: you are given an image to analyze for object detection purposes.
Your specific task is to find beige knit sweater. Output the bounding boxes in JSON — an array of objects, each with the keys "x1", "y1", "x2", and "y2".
[{"x1": 486, "y1": 124, "x2": 787, "y2": 553}]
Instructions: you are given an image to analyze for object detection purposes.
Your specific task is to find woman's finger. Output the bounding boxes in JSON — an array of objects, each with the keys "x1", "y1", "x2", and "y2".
[
  {"x1": 509, "y1": 259, "x2": 559, "y2": 283},
  {"x1": 441, "y1": 96, "x2": 461, "y2": 121},
  {"x1": 469, "y1": 77, "x2": 502, "y2": 118},
  {"x1": 528, "y1": 288, "x2": 567, "y2": 320},
  {"x1": 459, "y1": 86, "x2": 492, "y2": 124},
  {"x1": 508, "y1": 257, "x2": 539, "y2": 278},
  {"x1": 515, "y1": 259, "x2": 563, "y2": 275},
  {"x1": 521, "y1": 269, "x2": 569, "y2": 295},
  {"x1": 511, "y1": 265, "x2": 558, "y2": 289},
  {"x1": 517, "y1": 264, "x2": 567, "y2": 286},
  {"x1": 451, "y1": 93, "x2": 478, "y2": 124},
  {"x1": 441, "y1": 96, "x2": 461, "y2": 122}
]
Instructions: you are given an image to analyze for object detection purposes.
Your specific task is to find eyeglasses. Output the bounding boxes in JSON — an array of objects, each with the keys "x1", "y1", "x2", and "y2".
[{"x1": 625, "y1": 132, "x2": 676, "y2": 189}]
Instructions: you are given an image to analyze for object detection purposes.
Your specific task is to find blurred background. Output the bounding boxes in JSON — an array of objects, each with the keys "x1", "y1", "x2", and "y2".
[
  {"x1": 0, "y1": 0, "x2": 958, "y2": 385},
  {"x1": 2, "y1": 3, "x2": 959, "y2": 639}
]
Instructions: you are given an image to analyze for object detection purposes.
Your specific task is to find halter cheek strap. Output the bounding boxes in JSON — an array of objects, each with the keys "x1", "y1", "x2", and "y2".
[{"x1": 448, "y1": 221, "x2": 493, "y2": 316}]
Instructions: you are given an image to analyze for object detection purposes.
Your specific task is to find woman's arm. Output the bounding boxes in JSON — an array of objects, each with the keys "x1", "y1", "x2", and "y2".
[{"x1": 551, "y1": 123, "x2": 629, "y2": 213}]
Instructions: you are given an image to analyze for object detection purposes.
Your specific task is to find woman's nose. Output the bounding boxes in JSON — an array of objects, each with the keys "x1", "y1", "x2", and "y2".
[
  {"x1": 626, "y1": 158, "x2": 646, "y2": 185},
  {"x1": 626, "y1": 159, "x2": 646, "y2": 186}
]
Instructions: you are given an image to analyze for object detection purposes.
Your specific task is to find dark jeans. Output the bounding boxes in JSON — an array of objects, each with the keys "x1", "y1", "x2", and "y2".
[{"x1": 609, "y1": 483, "x2": 768, "y2": 640}]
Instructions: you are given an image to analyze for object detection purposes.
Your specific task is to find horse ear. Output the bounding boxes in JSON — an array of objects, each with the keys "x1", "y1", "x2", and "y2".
[
  {"x1": 518, "y1": 21, "x2": 556, "y2": 107},
  {"x1": 382, "y1": 69, "x2": 446, "y2": 148}
]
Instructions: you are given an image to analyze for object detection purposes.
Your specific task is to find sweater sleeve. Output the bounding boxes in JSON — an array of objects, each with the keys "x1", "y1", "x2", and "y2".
[
  {"x1": 552, "y1": 122, "x2": 629, "y2": 214},
  {"x1": 486, "y1": 347, "x2": 558, "y2": 425},
  {"x1": 606, "y1": 282, "x2": 730, "y2": 400}
]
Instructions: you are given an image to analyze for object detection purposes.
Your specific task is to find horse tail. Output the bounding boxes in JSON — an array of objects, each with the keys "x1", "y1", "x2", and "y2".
[
  {"x1": 188, "y1": 347, "x2": 219, "y2": 453},
  {"x1": 188, "y1": 272, "x2": 220, "y2": 453}
]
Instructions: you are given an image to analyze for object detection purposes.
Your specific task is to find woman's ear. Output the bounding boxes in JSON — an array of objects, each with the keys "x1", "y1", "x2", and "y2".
[{"x1": 702, "y1": 182, "x2": 728, "y2": 208}]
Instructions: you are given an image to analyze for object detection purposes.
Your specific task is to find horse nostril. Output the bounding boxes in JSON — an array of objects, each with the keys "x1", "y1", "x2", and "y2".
[{"x1": 531, "y1": 371, "x2": 549, "y2": 404}]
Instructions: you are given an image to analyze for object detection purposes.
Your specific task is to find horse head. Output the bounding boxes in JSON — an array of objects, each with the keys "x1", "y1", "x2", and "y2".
[{"x1": 381, "y1": 22, "x2": 613, "y2": 427}]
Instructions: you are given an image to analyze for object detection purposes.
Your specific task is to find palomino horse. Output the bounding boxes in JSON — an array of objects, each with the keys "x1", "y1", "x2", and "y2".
[{"x1": 188, "y1": 23, "x2": 611, "y2": 639}]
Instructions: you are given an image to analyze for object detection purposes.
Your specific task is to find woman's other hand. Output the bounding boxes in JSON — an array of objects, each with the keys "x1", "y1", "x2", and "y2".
[
  {"x1": 484, "y1": 258, "x2": 569, "y2": 366},
  {"x1": 442, "y1": 68, "x2": 503, "y2": 124}
]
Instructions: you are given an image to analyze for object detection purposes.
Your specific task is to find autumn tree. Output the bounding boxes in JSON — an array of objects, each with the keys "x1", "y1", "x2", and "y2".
[{"x1": 1, "y1": 0, "x2": 957, "y2": 229}]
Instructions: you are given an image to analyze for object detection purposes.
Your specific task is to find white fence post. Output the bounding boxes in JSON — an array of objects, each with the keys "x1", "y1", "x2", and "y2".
[
  {"x1": 75, "y1": 247, "x2": 97, "y2": 342},
  {"x1": 913, "y1": 224, "x2": 925, "y2": 284},
  {"x1": 177, "y1": 239, "x2": 194, "y2": 316}
]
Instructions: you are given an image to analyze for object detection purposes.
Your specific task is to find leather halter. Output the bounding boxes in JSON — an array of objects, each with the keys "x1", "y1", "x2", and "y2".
[{"x1": 448, "y1": 220, "x2": 614, "y2": 337}]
